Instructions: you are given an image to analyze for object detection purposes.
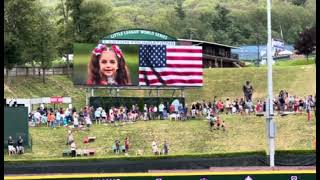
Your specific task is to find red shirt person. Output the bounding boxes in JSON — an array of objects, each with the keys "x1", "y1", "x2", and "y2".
[{"x1": 124, "y1": 137, "x2": 130, "y2": 153}]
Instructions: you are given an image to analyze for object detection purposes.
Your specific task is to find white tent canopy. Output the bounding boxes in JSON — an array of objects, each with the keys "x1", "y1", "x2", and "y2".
[
  {"x1": 278, "y1": 50, "x2": 293, "y2": 55},
  {"x1": 6, "y1": 97, "x2": 72, "y2": 113}
]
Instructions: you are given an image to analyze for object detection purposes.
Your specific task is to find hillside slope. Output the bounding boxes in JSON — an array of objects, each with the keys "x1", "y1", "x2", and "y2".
[{"x1": 4, "y1": 64, "x2": 316, "y2": 109}]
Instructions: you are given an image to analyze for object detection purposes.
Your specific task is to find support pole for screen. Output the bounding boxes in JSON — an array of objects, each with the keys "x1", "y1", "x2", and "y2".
[
  {"x1": 91, "y1": 88, "x2": 94, "y2": 96},
  {"x1": 172, "y1": 90, "x2": 176, "y2": 97},
  {"x1": 116, "y1": 88, "x2": 120, "y2": 97},
  {"x1": 181, "y1": 88, "x2": 185, "y2": 98},
  {"x1": 108, "y1": 89, "x2": 112, "y2": 96},
  {"x1": 85, "y1": 88, "x2": 89, "y2": 106}
]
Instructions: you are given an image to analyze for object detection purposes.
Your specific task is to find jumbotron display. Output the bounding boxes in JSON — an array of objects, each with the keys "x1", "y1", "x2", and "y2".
[{"x1": 73, "y1": 43, "x2": 203, "y2": 87}]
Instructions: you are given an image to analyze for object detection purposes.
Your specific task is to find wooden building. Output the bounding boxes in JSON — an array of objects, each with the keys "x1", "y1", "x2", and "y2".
[{"x1": 178, "y1": 39, "x2": 244, "y2": 68}]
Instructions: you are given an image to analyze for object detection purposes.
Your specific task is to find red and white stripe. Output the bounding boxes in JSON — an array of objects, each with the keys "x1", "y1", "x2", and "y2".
[{"x1": 139, "y1": 46, "x2": 203, "y2": 86}]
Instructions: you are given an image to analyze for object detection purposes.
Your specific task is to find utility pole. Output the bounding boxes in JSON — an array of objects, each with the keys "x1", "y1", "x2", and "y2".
[
  {"x1": 256, "y1": 33, "x2": 260, "y2": 67},
  {"x1": 266, "y1": 0, "x2": 275, "y2": 167}
]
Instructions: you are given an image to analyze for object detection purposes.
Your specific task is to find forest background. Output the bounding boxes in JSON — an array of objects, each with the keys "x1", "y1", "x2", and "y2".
[{"x1": 4, "y1": 0, "x2": 316, "y2": 74}]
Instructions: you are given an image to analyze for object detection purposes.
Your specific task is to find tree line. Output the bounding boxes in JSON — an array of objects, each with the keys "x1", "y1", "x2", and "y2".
[{"x1": 4, "y1": 0, "x2": 316, "y2": 82}]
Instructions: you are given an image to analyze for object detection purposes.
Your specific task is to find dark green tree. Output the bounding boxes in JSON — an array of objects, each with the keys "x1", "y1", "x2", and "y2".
[
  {"x1": 290, "y1": 0, "x2": 307, "y2": 6},
  {"x1": 30, "y1": 8, "x2": 58, "y2": 83},
  {"x1": 210, "y1": 4, "x2": 232, "y2": 44},
  {"x1": 4, "y1": 0, "x2": 38, "y2": 69},
  {"x1": 78, "y1": 0, "x2": 114, "y2": 43},
  {"x1": 174, "y1": 0, "x2": 185, "y2": 20},
  {"x1": 4, "y1": 35, "x2": 23, "y2": 77},
  {"x1": 294, "y1": 26, "x2": 316, "y2": 61},
  {"x1": 174, "y1": 0, "x2": 191, "y2": 39},
  {"x1": 211, "y1": 4, "x2": 231, "y2": 32},
  {"x1": 66, "y1": 0, "x2": 83, "y2": 41},
  {"x1": 56, "y1": 0, "x2": 74, "y2": 77}
]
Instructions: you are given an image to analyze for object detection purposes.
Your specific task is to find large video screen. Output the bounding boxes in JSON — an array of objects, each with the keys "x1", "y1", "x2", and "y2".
[{"x1": 73, "y1": 43, "x2": 203, "y2": 87}]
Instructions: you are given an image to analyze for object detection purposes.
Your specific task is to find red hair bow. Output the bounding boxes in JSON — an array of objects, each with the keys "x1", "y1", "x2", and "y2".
[
  {"x1": 92, "y1": 44, "x2": 107, "y2": 56},
  {"x1": 92, "y1": 44, "x2": 124, "y2": 59}
]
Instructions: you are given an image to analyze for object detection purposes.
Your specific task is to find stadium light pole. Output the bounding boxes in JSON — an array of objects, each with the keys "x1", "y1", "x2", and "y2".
[{"x1": 266, "y1": 0, "x2": 275, "y2": 167}]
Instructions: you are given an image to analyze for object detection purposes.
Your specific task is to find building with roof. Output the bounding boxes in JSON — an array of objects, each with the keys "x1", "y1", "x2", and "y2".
[{"x1": 178, "y1": 39, "x2": 244, "y2": 68}]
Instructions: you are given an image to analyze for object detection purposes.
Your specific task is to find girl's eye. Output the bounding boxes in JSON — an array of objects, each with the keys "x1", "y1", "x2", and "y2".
[{"x1": 110, "y1": 60, "x2": 116, "y2": 64}]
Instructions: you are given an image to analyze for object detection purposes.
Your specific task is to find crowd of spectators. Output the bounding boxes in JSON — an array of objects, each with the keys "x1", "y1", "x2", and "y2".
[
  {"x1": 190, "y1": 92, "x2": 315, "y2": 118},
  {"x1": 28, "y1": 91, "x2": 315, "y2": 130},
  {"x1": 28, "y1": 106, "x2": 93, "y2": 128},
  {"x1": 28, "y1": 102, "x2": 190, "y2": 128},
  {"x1": 23, "y1": 90, "x2": 315, "y2": 158}
]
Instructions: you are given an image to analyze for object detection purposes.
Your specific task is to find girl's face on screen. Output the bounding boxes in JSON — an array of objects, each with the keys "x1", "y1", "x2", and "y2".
[{"x1": 99, "y1": 51, "x2": 118, "y2": 78}]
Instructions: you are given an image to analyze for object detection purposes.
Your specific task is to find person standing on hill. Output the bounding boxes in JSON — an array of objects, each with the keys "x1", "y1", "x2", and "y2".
[
  {"x1": 162, "y1": 140, "x2": 169, "y2": 155},
  {"x1": 158, "y1": 102, "x2": 165, "y2": 120},
  {"x1": 115, "y1": 138, "x2": 121, "y2": 154},
  {"x1": 124, "y1": 137, "x2": 130, "y2": 155},
  {"x1": 243, "y1": 81, "x2": 254, "y2": 102}
]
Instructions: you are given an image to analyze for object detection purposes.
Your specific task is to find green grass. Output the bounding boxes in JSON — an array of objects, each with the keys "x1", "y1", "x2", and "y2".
[
  {"x1": 4, "y1": 64, "x2": 316, "y2": 110},
  {"x1": 274, "y1": 58, "x2": 316, "y2": 66},
  {"x1": 4, "y1": 113, "x2": 316, "y2": 161},
  {"x1": 185, "y1": 65, "x2": 315, "y2": 104},
  {"x1": 4, "y1": 76, "x2": 86, "y2": 110},
  {"x1": 245, "y1": 58, "x2": 315, "y2": 67},
  {"x1": 4, "y1": 62, "x2": 316, "y2": 161}
]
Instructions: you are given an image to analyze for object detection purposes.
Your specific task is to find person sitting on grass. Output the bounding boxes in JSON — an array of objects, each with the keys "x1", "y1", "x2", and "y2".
[
  {"x1": 66, "y1": 130, "x2": 74, "y2": 145},
  {"x1": 8, "y1": 136, "x2": 16, "y2": 156},
  {"x1": 16, "y1": 136, "x2": 24, "y2": 154},
  {"x1": 214, "y1": 115, "x2": 226, "y2": 131},
  {"x1": 255, "y1": 100, "x2": 263, "y2": 113},
  {"x1": 70, "y1": 140, "x2": 76, "y2": 157},
  {"x1": 208, "y1": 114, "x2": 217, "y2": 131},
  {"x1": 152, "y1": 140, "x2": 160, "y2": 155},
  {"x1": 85, "y1": 114, "x2": 92, "y2": 128}
]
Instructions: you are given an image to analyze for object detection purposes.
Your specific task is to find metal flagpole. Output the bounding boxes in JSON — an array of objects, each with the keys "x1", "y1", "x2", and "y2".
[{"x1": 267, "y1": 0, "x2": 275, "y2": 167}]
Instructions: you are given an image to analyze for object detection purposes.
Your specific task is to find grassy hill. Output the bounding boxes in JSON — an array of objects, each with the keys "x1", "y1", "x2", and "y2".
[
  {"x1": 4, "y1": 64, "x2": 316, "y2": 161},
  {"x1": 4, "y1": 115, "x2": 316, "y2": 161},
  {"x1": 186, "y1": 64, "x2": 316, "y2": 103},
  {"x1": 4, "y1": 64, "x2": 316, "y2": 109}
]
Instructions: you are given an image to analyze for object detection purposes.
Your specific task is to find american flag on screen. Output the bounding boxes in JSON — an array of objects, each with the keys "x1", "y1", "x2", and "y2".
[{"x1": 138, "y1": 45, "x2": 203, "y2": 86}]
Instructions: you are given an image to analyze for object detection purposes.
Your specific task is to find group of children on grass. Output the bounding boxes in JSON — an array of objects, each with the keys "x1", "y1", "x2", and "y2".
[{"x1": 66, "y1": 129, "x2": 169, "y2": 157}]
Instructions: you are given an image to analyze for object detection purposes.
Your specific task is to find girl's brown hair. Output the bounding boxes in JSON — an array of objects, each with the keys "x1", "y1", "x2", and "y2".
[{"x1": 87, "y1": 46, "x2": 131, "y2": 85}]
